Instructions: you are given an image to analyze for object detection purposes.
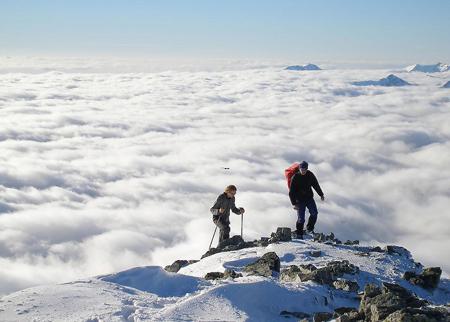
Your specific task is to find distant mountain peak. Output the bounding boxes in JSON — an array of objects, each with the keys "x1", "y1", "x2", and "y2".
[
  {"x1": 352, "y1": 74, "x2": 411, "y2": 87},
  {"x1": 406, "y1": 63, "x2": 449, "y2": 73},
  {"x1": 285, "y1": 64, "x2": 321, "y2": 71}
]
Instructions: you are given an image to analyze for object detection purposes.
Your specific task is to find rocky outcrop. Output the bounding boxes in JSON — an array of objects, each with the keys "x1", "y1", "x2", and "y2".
[
  {"x1": 280, "y1": 310, "x2": 310, "y2": 319},
  {"x1": 359, "y1": 282, "x2": 435, "y2": 322},
  {"x1": 403, "y1": 267, "x2": 442, "y2": 289},
  {"x1": 244, "y1": 252, "x2": 280, "y2": 277},
  {"x1": 280, "y1": 260, "x2": 359, "y2": 287},
  {"x1": 313, "y1": 312, "x2": 334, "y2": 322},
  {"x1": 201, "y1": 235, "x2": 258, "y2": 258},
  {"x1": 385, "y1": 245, "x2": 411, "y2": 257},
  {"x1": 164, "y1": 259, "x2": 198, "y2": 273},
  {"x1": 269, "y1": 227, "x2": 292, "y2": 243},
  {"x1": 333, "y1": 280, "x2": 359, "y2": 292}
]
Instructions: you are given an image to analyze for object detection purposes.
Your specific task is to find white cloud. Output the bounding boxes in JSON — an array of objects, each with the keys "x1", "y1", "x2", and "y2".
[{"x1": 0, "y1": 65, "x2": 449, "y2": 295}]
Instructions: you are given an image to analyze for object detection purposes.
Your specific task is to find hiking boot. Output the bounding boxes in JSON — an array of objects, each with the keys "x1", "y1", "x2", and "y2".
[{"x1": 294, "y1": 231, "x2": 303, "y2": 239}]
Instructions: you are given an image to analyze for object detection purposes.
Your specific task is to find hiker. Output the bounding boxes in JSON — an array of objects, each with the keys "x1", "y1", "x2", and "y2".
[
  {"x1": 210, "y1": 185, "x2": 245, "y2": 244},
  {"x1": 288, "y1": 161, "x2": 325, "y2": 238}
]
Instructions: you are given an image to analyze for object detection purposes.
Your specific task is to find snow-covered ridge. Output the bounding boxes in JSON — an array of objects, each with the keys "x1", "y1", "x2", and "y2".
[
  {"x1": 352, "y1": 74, "x2": 411, "y2": 87},
  {"x1": 406, "y1": 63, "x2": 450, "y2": 73},
  {"x1": 0, "y1": 229, "x2": 448, "y2": 321}
]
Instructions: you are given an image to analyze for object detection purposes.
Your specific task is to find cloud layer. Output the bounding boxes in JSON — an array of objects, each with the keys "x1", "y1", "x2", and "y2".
[{"x1": 1, "y1": 66, "x2": 449, "y2": 295}]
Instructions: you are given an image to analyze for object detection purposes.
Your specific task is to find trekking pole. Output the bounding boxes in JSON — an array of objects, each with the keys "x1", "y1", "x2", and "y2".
[
  {"x1": 241, "y1": 212, "x2": 244, "y2": 239},
  {"x1": 208, "y1": 226, "x2": 218, "y2": 250}
]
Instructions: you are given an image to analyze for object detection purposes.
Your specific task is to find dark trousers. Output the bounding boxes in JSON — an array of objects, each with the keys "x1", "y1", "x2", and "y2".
[
  {"x1": 296, "y1": 198, "x2": 318, "y2": 231},
  {"x1": 213, "y1": 216, "x2": 230, "y2": 243}
]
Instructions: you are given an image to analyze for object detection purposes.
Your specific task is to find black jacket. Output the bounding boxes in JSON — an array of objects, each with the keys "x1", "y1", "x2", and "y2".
[
  {"x1": 210, "y1": 193, "x2": 241, "y2": 223},
  {"x1": 289, "y1": 170, "x2": 324, "y2": 204}
]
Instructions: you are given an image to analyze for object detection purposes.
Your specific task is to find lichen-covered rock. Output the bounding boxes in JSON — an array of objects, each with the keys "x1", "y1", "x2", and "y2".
[
  {"x1": 404, "y1": 267, "x2": 442, "y2": 290},
  {"x1": 333, "y1": 280, "x2": 359, "y2": 292},
  {"x1": 370, "y1": 246, "x2": 383, "y2": 252},
  {"x1": 244, "y1": 252, "x2": 280, "y2": 277},
  {"x1": 164, "y1": 259, "x2": 198, "y2": 273},
  {"x1": 299, "y1": 267, "x2": 334, "y2": 285}
]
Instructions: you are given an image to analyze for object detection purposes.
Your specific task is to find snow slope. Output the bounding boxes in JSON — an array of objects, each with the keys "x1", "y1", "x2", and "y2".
[{"x1": 1, "y1": 234, "x2": 448, "y2": 321}]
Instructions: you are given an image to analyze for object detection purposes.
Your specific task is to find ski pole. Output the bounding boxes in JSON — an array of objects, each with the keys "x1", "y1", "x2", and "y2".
[{"x1": 209, "y1": 225, "x2": 218, "y2": 250}]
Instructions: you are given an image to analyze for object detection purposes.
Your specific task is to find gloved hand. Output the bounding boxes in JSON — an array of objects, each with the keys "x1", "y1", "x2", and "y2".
[
  {"x1": 239, "y1": 207, "x2": 245, "y2": 214},
  {"x1": 219, "y1": 208, "x2": 225, "y2": 214},
  {"x1": 321, "y1": 195, "x2": 325, "y2": 201},
  {"x1": 293, "y1": 205, "x2": 299, "y2": 210}
]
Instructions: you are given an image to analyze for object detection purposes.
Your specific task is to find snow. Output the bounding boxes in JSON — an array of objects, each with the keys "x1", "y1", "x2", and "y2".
[
  {"x1": 285, "y1": 63, "x2": 321, "y2": 71},
  {"x1": 443, "y1": 80, "x2": 450, "y2": 88},
  {"x1": 406, "y1": 63, "x2": 450, "y2": 73},
  {"x1": 1, "y1": 235, "x2": 449, "y2": 321}
]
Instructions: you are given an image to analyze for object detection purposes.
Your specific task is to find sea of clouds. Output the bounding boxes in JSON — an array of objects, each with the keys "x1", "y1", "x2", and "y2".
[{"x1": 0, "y1": 62, "x2": 449, "y2": 295}]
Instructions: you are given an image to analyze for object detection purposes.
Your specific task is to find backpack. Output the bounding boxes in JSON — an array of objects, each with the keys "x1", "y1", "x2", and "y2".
[{"x1": 284, "y1": 162, "x2": 299, "y2": 189}]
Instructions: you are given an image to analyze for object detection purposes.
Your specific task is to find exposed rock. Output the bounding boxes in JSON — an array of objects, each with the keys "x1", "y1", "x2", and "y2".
[
  {"x1": 384, "y1": 307, "x2": 448, "y2": 322},
  {"x1": 334, "y1": 307, "x2": 358, "y2": 315},
  {"x1": 370, "y1": 246, "x2": 383, "y2": 253},
  {"x1": 280, "y1": 265, "x2": 302, "y2": 283},
  {"x1": 404, "y1": 267, "x2": 442, "y2": 290},
  {"x1": 244, "y1": 252, "x2": 280, "y2": 277},
  {"x1": 360, "y1": 282, "x2": 428, "y2": 321},
  {"x1": 299, "y1": 267, "x2": 334, "y2": 285},
  {"x1": 310, "y1": 250, "x2": 322, "y2": 257},
  {"x1": 299, "y1": 264, "x2": 318, "y2": 274},
  {"x1": 335, "y1": 311, "x2": 363, "y2": 322},
  {"x1": 280, "y1": 310, "x2": 310, "y2": 319},
  {"x1": 313, "y1": 312, "x2": 333, "y2": 322},
  {"x1": 314, "y1": 233, "x2": 327, "y2": 243},
  {"x1": 201, "y1": 235, "x2": 251, "y2": 258},
  {"x1": 204, "y1": 269, "x2": 242, "y2": 280},
  {"x1": 385, "y1": 245, "x2": 411, "y2": 257},
  {"x1": 326, "y1": 260, "x2": 359, "y2": 276},
  {"x1": 269, "y1": 227, "x2": 292, "y2": 243},
  {"x1": 204, "y1": 272, "x2": 224, "y2": 280},
  {"x1": 333, "y1": 280, "x2": 359, "y2": 292},
  {"x1": 256, "y1": 237, "x2": 270, "y2": 247},
  {"x1": 223, "y1": 269, "x2": 243, "y2": 279},
  {"x1": 164, "y1": 259, "x2": 198, "y2": 273}
]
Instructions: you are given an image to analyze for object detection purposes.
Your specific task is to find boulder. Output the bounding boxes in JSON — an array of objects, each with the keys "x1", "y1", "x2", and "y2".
[
  {"x1": 201, "y1": 235, "x2": 250, "y2": 258},
  {"x1": 404, "y1": 267, "x2": 442, "y2": 290},
  {"x1": 385, "y1": 245, "x2": 411, "y2": 257},
  {"x1": 275, "y1": 227, "x2": 292, "y2": 241},
  {"x1": 204, "y1": 272, "x2": 224, "y2": 280},
  {"x1": 326, "y1": 260, "x2": 359, "y2": 276},
  {"x1": 223, "y1": 269, "x2": 243, "y2": 279},
  {"x1": 313, "y1": 312, "x2": 333, "y2": 322},
  {"x1": 370, "y1": 246, "x2": 384, "y2": 253},
  {"x1": 280, "y1": 265, "x2": 303, "y2": 283},
  {"x1": 164, "y1": 259, "x2": 198, "y2": 273},
  {"x1": 384, "y1": 307, "x2": 448, "y2": 322},
  {"x1": 333, "y1": 280, "x2": 359, "y2": 292},
  {"x1": 299, "y1": 267, "x2": 334, "y2": 285},
  {"x1": 360, "y1": 282, "x2": 428, "y2": 321},
  {"x1": 244, "y1": 252, "x2": 280, "y2": 277}
]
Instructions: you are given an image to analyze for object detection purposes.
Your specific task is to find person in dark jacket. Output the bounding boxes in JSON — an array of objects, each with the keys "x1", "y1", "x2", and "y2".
[
  {"x1": 289, "y1": 161, "x2": 324, "y2": 238},
  {"x1": 210, "y1": 185, "x2": 245, "y2": 244}
]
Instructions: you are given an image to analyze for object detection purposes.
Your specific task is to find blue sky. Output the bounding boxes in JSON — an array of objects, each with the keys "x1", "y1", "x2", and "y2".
[{"x1": 1, "y1": 0, "x2": 449, "y2": 63}]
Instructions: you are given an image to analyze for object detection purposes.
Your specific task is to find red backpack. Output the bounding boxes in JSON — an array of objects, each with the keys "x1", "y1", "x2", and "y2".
[{"x1": 284, "y1": 162, "x2": 299, "y2": 189}]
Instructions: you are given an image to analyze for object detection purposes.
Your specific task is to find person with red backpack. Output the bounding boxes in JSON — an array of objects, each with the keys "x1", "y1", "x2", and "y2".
[{"x1": 287, "y1": 161, "x2": 325, "y2": 239}]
